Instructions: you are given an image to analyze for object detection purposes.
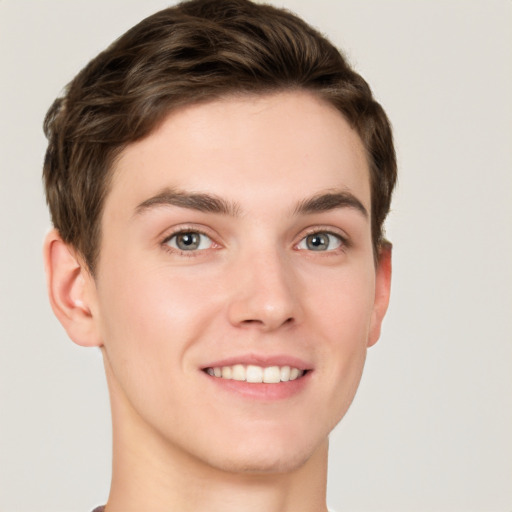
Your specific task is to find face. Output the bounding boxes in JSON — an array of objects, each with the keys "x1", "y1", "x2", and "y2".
[{"x1": 87, "y1": 91, "x2": 390, "y2": 474}]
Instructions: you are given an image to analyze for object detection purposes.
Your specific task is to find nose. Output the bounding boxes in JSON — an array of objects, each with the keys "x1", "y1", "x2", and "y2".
[{"x1": 226, "y1": 247, "x2": 301, "y2": 332}]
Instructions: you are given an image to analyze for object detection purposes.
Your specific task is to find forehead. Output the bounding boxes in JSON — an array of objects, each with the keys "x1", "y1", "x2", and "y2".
[{"x1": 108, "y1": 91, "x2": 370, "y2": 216}]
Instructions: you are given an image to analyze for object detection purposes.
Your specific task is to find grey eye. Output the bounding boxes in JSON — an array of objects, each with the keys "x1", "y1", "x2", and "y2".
[
  {"x1": 298, "y1": 232, "x2": 342, "y2": 251},
  {"x1": 167, "y1": 232, "x2": 213, "y2": 251}
]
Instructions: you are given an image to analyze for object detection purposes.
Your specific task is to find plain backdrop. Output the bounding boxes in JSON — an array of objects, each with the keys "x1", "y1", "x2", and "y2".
[{"x1": 1, "y1": 1, "x2": 511, "y2": 511}]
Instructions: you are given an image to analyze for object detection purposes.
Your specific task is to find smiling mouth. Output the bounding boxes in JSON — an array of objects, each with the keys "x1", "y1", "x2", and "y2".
[{"x1": 204, "y1": 364, "x2": 307, "y2": 383}]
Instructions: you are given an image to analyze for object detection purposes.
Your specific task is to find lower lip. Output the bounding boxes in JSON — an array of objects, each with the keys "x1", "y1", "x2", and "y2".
[{"x1": 203, "y1": 371, "x2": 312, "y2": 400}]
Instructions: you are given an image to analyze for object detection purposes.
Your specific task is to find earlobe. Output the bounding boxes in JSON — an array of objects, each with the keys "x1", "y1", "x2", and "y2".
[
  {"x1": 367, "y1": 241, "x2": 392, "y2": 347},
  {"x1": 43, "y1": 229, "x2": 102, "y2": 347}
]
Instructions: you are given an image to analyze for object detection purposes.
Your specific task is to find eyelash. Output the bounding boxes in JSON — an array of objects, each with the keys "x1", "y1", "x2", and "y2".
[
  {"x1": 296, "y1": 227, "x2": 350, "y2": 253},
  {"x1": 161, "y1": 226, "x2": 217, "y2": 257},
  {"x1": 160, "y1": 226, "x2": 350, "y2": 256}
]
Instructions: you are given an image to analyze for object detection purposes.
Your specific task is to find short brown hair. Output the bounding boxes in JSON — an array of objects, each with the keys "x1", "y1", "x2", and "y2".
[{"x1": 43, "y1": 0, "x2": 396, "y2": 274}]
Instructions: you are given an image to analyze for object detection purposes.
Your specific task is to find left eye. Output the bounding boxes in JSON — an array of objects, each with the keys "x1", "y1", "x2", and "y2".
[
  {"x1": 297, "y1": 232, "x2": 343, "y2": 252},
  {"x1": 165, "y1": 231, "x2": 213, "y2": 251}
]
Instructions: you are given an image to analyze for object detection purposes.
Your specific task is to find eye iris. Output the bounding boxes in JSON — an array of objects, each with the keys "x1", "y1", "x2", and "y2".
[
  {"x1": 176, "y1": 232, "x2": 200, "y2": 250},
  {"x1": 306, "y1": 233, "x2": 329, "y2": 251}
]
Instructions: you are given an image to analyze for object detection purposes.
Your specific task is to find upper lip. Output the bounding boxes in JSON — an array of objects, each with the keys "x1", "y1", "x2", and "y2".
[{"x1": 202, "y1": 353, "x2": 312, "y2": 371}]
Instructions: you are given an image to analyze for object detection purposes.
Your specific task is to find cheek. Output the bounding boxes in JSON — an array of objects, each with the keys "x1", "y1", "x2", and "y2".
[
  {"x1": 305, "y1": 265, "x2": 375, "y2": 420},
  {"x1": 98, "y1": 271, "x2": 194, "y2": 354},
  {"x1": 94, "y1": 266, "x2": 213, "y2": 425},
  {"x1": 308, "y1": 262, "x2": 376, "y2": 347},
  {"x1": 95, "y1": 255, "x2": 226, "y2": 379}
]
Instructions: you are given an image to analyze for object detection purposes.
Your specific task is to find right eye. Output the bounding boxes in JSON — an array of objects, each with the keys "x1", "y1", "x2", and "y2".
[{"x1": 164, "y1": 231, "x2": 214, "y2": 252}]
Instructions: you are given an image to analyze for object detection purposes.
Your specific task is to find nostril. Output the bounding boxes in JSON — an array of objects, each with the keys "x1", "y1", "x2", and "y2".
[
  {"x1": 239, "y1": 317, "x2": 294, "y2": 329},
  {"x1": 227, "y1": 284, "x2": 299, "y2": 330}
]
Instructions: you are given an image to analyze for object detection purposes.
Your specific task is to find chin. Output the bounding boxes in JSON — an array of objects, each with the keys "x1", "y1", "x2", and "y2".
[
  {"x1": 207, "y1": 452, "x2": 313, "y2": 476},
  {"x1": 199, "y1": 432, "x2": 328, "y2": 476}
]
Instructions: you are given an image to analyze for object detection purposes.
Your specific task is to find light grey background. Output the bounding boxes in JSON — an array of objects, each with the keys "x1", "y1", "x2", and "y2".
[{"x1": 1, "y1": 1, "x2": 511, "y2": 511}]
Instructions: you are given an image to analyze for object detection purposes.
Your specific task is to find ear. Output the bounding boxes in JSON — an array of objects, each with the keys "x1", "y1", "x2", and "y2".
[
  {"x1": 367, "y1": 241, "x2": 392, "y2": 347},
  {"x1": 43, "y1": 229, "x2": 102, "y2": 347}
]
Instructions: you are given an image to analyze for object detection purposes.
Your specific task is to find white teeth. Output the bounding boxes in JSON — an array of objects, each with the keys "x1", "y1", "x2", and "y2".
[
  {"x1": 290, "y1": 367, "x2": 300, "y2": 380},
  {"x1": 206, "y1": 364, "x2": 305, "y2": 383},
  {"x1": 280, "y1": 366, "x2": 291, "y2": 382},
  {"x1": 246, "y1": 365, "x2": 263, "y2": 383},
  {"x1": 263, "y1": 366, "x2": 281, "y2": 383},
  {"x1": 232, "y1": 364, "x2": 245, "y2": 381}
]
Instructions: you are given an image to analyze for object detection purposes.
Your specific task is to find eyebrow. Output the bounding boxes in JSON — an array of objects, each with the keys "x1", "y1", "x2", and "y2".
[
  {"x1": 293, "y1": 189, "x2": 368, "y2": 218},
  {"x1": 135, "y1": 188, "x2": 241, "y2": 217},
  {"x1": 134, "y1": 187, "x2": 368, "y2": 219}
]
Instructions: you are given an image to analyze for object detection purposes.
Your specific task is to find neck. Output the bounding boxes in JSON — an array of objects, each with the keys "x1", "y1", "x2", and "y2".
[{"x1": 103, "y1": 359, "x2": 329, "y2": 512}]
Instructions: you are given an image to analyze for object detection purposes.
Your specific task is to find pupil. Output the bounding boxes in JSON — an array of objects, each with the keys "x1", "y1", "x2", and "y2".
[
  {"x1": 308, "y1": 234, "x2": 328, "y2": 250},
  {"x1": 178, "y1": 233, "x2": 199, "y2": 249}
]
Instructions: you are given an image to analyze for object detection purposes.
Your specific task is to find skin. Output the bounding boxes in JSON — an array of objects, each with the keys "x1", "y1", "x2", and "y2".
[{"x1": 45, "y1": 91, "x2": 391, "y2": 512}]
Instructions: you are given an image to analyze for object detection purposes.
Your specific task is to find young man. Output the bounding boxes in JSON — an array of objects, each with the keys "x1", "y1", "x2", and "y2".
[{"x1": 43, "y1": 1, "x2": 396, "y2": 510}]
